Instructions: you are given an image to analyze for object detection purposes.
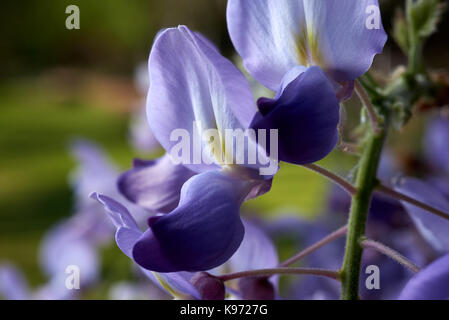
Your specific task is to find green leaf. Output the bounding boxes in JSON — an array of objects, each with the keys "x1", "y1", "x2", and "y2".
[
  {"x1": 393, "y1": 8, "x2": 409, "y2": 54},
  {"x1": 407, "y1": 0, "x2": 446, "y2": 42}
]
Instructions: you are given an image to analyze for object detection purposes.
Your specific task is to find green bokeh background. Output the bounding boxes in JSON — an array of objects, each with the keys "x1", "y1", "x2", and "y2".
[{"x1": 1, "y1": 0, "x2": 448, "y2": 297}]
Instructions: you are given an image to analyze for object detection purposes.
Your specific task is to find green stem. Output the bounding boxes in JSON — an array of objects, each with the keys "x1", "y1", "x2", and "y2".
[{"x1": 340, "y1": 127, "x2": 387, "y2": 300}]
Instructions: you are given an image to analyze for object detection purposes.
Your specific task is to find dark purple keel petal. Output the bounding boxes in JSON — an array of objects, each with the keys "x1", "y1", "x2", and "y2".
[
  {"x1": 118, "y1": 154, "x2": 196, "y2": 214},
  {"x1": 132, "y1": 171, "x2": 253, "y2": 272},
  {"x1": 250, "y1": 66, "x2": 340, "y2": 165},
  {"x1": 399, "y1": 253, "x2": 449, "y2": 300}
]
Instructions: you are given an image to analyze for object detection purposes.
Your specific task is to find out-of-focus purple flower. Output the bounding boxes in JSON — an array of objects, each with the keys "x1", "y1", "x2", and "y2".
[
  {"x1": 264, "y1": 215, "x2": 343, "y2": 299},
  {"x1": 394, "y1": 177, "x2": 449, "y2": 253},
  {"x1": 399, "y1": 253, "x2": 449, "y2": 300},
  {"x1": 70, "y1": 139, "x2": 120, "y2": 212},
  {"x1": 424, "y1": 116, "x2": 449, "y2": 174},
  {"x1": 129, "y1": 63, "x2": 160, "y2": 153},
  {"x1": 39, "y1": 221, "x2": 99, "y2": 289},
  {"x1": 250, "y1": 66, "x2": 340, "y2": 165},
  {"x1": 0, "y1": 264, "x2": 30, "y2": 300},
  {"x1": 360, "y1": 230, "x2": 427, "y2": 300},
  {"x1": 328, "y1": 151, "x2": 406, "y2": 228},
  {"x1": 129, "y1": 107, "x2": 160, "y2": 154},
  {"x1": 227, "y1": 0, "x2": 387, "y2": 95},
  {"x1": 0, "y1": 263, "x2": 78, "y2": 300},
  {"x1": 427, "y1": 176, "x2": 449, "y2": 201}
]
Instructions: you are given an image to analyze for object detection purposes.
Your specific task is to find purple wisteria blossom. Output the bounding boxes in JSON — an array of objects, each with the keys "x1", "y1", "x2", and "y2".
[
  {"x1": 107, "y1": 24, "x2": 343, "y2": 274},
  {"x1": 399, "y1": 253, "x2": 449, "y2": 300},
  {"x1": 226, "y1": 0, "x2": 386, "y2": 164},
  {"x1": 227, "y1": 0, "x2": 387, "y2": 94},
  {"x1": 91, "y1": 192, "x2": 278, "y2": 299}
]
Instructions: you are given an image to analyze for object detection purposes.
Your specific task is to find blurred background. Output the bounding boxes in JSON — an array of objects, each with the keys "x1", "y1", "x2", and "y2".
[{"x1": 0, "y1": 0, "x2": 448, "y2": 298}]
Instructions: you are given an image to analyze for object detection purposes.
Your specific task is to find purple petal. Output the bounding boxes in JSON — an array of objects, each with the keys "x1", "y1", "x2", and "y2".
[
  {"x1": 227, "y1": 0, "x2": 387, "y2": 89},
  {"x1": 301, "y1": 0, "x2": 387, "y2": 81},
  {"x1": 39, "y1": 221, "x2": 99, "y2": 287},
  {"x1": 148, "y1": 26, "x2": 256, "y2": 172},
  {"x1": 424, "y1": 116, "x2": 449, "y2": 174},
  {"x1": 91, "y1": 193, "x2": 201, "y2": 298},
  {"x1": 70, "y1": 139, "x2": 119, "y2": 209},
  {"x1": 0, "y1": 264, "x2": 30, "y2": 300},
  {"x1": 399, "y1": 253, "x2": 449, "y2": 300},
  {"x1": 139, "y1": 269, "x2": 200, "y2": 299},
  {"x1": 132, "y1": 171, "x2": 253, "y2": 272},
  {"x1": 227, "y1": 0, "x2": 308, "y2": 90},
  {"x1": 394, "y1": 177, "x2": 449, "y2": 252},
  {"x1": 250, "y1": 66, "x2": 340, "y2": 165},
  {"x1": 118, "y1": 154, "x2": 196, "y2": 213},
  {"x1": 130, "y1": 107, "x2": 160, "y2": 153},
  {"x1": 227, "y1": 220, "x2": 278, "y2": 272},
  {"x1": 90, "y1": 192, "x2": 141, "y2": 258}
]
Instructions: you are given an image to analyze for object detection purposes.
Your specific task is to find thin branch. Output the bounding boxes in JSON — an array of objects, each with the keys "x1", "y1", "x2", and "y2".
[
  {"x1": 355, "y1": 80, "x2": 381, "y2": 135},
  {"x1": 361, "y1": 239, "x2": 420, "y2": 273},
  {"x1": 376, "y1": 184, "x2": 449, "y2": 221},
  {"x1": 218, "y1": 267, "x2": 340, "y2": 282},
  {"x1": 279, "y1": 225, "x2": 348, "y2": 268},
  {"x1": 302, "y1": 163, "x2": 358, "y2": 195}
]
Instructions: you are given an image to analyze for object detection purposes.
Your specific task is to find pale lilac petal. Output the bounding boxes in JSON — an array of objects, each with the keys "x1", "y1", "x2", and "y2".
[
  {"x1": 227, "y1": 0, "x2": 387, "y2": 88},
  {"x1": 227, "y1": 0, "x2": 308, "y2": 90},
  {"x1": 302, "y1": 0, "x2": 387, "y2": 81},
  {"x1": 227, "y1": 220, "x2": 278, "y2": 272},
  {"x1": 394, "y1": 177, "x2": 449, "y2": 252},
  {"x1": 148, "y1": 26, "x2": 256, "y2": 172}
]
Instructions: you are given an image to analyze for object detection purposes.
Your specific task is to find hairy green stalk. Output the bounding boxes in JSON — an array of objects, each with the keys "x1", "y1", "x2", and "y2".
[{"x1": 340, "y1": 127, "x2": 387, "y2": 300}]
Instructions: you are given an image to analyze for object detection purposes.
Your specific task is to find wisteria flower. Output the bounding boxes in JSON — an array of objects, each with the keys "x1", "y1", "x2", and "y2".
[
  {"x1": 90, "y1": 192, "x2": 278, "y2": 299},
  {"x1": 110, "y1": 23, "x2": 344, "y2": 274},
  {"x1": 227, "y1": 0, "x2": 387, "y2": 95},
  {"x1": 226, "y1": 0, "x2": 387, "y2": 163}
]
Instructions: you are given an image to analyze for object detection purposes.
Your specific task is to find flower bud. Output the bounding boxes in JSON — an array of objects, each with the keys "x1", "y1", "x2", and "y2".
[
  {"x1": 238, "y1": 276, "x2": 275, "y2": 300},
  {"x1": 191, "y1": 272, "x2": 225, "y2": 300}
]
